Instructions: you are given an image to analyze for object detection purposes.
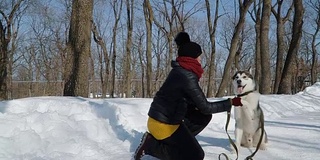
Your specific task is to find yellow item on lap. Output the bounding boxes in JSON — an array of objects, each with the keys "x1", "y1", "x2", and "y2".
[{"x1": 147, "y1": 117, "x2": 179, "y2": 140}]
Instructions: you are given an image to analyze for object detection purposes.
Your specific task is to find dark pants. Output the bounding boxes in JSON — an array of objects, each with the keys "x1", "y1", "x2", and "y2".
[{"x1": 146, "y1": 109, "x2": 212, "y2": 160}]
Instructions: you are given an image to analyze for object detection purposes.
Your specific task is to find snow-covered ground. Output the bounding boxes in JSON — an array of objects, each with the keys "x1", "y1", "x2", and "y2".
[{"x1": 0, "y1": 83, "x2": 319, "y2": 160}]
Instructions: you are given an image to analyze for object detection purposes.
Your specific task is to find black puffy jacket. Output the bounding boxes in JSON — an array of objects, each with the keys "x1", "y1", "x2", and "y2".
[{"x1": 148, "y1": 61, "x2": 232, "y2": 125}]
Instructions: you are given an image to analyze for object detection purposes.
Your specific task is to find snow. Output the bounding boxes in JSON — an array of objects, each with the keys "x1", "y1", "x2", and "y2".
[{"x1": 0, "y1": 83, "x2": 320, "y2": 160}]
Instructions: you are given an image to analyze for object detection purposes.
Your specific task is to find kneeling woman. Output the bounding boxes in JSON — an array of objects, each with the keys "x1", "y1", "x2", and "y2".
[{"x1": 134, "y1": 32, "x2": 242, "y2": 160}]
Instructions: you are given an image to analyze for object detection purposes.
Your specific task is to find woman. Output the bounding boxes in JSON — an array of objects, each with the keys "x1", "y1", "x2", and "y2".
[{"x1": 134, "y1": 32, "x2": 242, "y2": 160}]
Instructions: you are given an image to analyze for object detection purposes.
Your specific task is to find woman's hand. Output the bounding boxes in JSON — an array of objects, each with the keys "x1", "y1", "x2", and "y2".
[{"x1": 231, "y1": 97, "x2": 243, "y2": 106}]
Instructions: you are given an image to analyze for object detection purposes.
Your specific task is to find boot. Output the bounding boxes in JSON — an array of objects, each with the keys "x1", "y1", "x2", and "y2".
[{"x1": 134, "y1": 132, "x2": 153, "y2": 160}]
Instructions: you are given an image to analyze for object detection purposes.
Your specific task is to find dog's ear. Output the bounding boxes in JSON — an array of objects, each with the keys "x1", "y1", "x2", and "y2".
[{"x1": 247, "y1": 66, "x2": 252, "y2": 74}]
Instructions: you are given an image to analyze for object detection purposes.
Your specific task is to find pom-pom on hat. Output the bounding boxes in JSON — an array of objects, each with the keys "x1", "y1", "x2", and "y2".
[
  {"x1": 174, "y1": 32, "x2": 190, "y2": 47},
  {"x1": 174, "y1": 32, "x2": 202, "y2": 58},
  {"x1": 178, "y1": 42, "x2": 202, "y2": 58}
]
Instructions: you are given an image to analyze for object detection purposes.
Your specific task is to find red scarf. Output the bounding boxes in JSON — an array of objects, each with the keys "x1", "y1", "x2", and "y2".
[{"x1": 176, "y1": 56, "x2": 204, "y2": 79}]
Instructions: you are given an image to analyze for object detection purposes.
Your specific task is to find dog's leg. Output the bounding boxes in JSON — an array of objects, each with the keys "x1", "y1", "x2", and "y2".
[
  {"x1": 232, "y1": 123, "x2": 243, "y2": 153},
  {"x1": 241, "y1": 100, "x2": 255, "y2": 120},
  {"x1": 241, "y1": 133, "x2": 253, "y2": 148},
  {"x1": 234, "y1": 107, "x2": 242, "y2": 120}
]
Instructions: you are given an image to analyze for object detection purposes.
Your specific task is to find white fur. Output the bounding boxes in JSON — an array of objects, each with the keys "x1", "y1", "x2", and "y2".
[{"x1": 231, "y1": 71, "x2": 267, "y2": 153}]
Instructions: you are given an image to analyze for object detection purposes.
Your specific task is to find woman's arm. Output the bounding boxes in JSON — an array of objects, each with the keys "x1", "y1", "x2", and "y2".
[{"x1": 184, "y1": 75, "x2": 233, "y2": 114}]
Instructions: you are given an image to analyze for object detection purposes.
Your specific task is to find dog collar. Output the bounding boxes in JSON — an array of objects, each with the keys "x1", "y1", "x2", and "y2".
[{"x1": 236, "y1": 90, "x2": 255, "y2": 97}]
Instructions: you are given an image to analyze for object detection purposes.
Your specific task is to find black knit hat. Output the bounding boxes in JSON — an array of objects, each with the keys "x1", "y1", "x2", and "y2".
[
  {"x1": 174, "y1": 32, "x2": 190, "y2": 47},
  {"x1": 178, "y1": 42, "x2": 202, "y2": 58}
]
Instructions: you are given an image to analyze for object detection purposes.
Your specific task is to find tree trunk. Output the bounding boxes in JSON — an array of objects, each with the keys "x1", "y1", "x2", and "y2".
[
  {"x1": 310, "y1": 0, "x2": 320, "y2": 84},
  {"x1": 253, "y1": 0, "x2": 261, "y2": 92},
  {"x1": 278, "y1": 0, "x2": 304, "y2": 94},
  {"x1": 8, "y1": 27, "x2": 18, "y2": 100},
  {"x1": 91, "y1": 20, "x2": 109, "y2": 98},
  {"x1": 311, "y1": 30, "x2": 319, "y2": 85},
  {"x1": 0, "y1": 23, "x2": 8, "y2": 100},
  {"x1": 137, "y1": 34, "x2": 145, "y2": 98},
  {"x1": 259, "y1": 0, "x2": 272, "y2": 94},
  {"x1": 154, "y1": 29, "x2": 163, "y2": 93},
  {"x1": 272, "y1": 0, "x2": 293, "y2": 93},
  {"x1": 110, "y1": 0, "x2": 123, "y2": 98},
  {"x1": 143, "y1": 0, "x2": 153, "y2": 98},
  {"x1": 0, "y1": 0, "x2": 24, "y2": 100},
  {"x1": 273, "y1": 20, "x2": 285, "y2": 93},
  {"x1": 63, "y1": 0, "x2": 93, "y2": 97},
  {"x1": 123, "y1": 0, "x2": 134, "y2": 98},
  {"x1": 205, "y1": 0, "x2": 219, "y2": 97},
  {"x1": 216, "y1": 0, "x2": 254, "y2": 97}
]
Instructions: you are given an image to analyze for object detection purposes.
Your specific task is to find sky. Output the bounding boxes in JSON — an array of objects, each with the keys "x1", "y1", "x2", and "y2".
[{"x1": 0, "y1": 83, "x2": 319, "y2": 160}]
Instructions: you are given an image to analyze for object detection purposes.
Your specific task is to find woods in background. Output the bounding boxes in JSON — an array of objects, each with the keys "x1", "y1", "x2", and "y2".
[{"x1": 0, "y1": 0, "x2": 319, "y2": 100}]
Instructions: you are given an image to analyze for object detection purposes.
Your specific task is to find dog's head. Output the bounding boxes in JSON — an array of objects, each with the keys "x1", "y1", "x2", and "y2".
[{"x1": 232, "y1": 70, "x2": 255, "y2": 94}]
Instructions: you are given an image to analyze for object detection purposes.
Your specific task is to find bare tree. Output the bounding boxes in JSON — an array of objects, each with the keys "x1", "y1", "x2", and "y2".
[
  {"x1": 152, "y1": 1, "x2": 175, "y2": 74},
  {"x1": 216, "y1": 0, "x2": 254, "y2": 97},
  {"x1": 27, "y1": 2, "x2": 67, "y2": 97},
  {"x1": 249, "y1": 0, "x2": 262, "y2": 91},
  {"x1": 91, "y1": 20, "x2": 110, "y2": 98},
  {"x1": 143, "y1": 0, "x2": 153, "y2": 98},
  {"x1": 0, "y1": 0, "x2": 26, "y2": 100},
  {"x1": 136, "y1": 29, "x2": 146, "y2": 97},
  {"x1": 271, "y1": 0, "x2": 293, "y2": 93},
  {"x1": 63, "y1": 0, "x2": 93, "y2": 97},
  {"x1": 109, "y1": 0, "x2": 123, "y2": 98},
  {"x1": 259, "y1": 0, "x2": 272, "y2": 94},
  {"x1": 7, "y1": 7, "x2": 24, "y2": 99},
  {"x1": 205, "y1": 0, "x2": 220, "y2": 97},
  {"x1": 153, "y1": 29, "x2": 167, "y2": 92},
  {"x1": 234, "y1": 27, "x2": 246, "y2": 70},
  {"x1": 307, "y1": 0, "x2": 320, "y2": 84},
  {"x1": 278, "y1": 0, "x2": 304, "y2": 94},
  {"x1": 152, "y1": 0, "x2": 203, "y2": 74},
  {"x1": 123, "y1": 0, "x2": 134, "y2": 98}
]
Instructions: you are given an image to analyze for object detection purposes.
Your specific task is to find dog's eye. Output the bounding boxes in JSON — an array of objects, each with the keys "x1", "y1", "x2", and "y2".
[{"x1": 243, "y1": 76, "x2": 247, "y2": 79}]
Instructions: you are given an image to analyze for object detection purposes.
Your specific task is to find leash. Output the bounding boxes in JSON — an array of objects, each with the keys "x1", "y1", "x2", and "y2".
[
  {"x1": 218, "y1": 110, "x2": 238, "y2": 160},
  {"x1": 218, "y1": 90, "x2": 265, "y2": 160}
]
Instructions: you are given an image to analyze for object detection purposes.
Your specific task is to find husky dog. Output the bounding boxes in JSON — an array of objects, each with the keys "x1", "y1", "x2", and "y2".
[{"x1": 231, "y1": 70, "x2": 267, "y2": 153}]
